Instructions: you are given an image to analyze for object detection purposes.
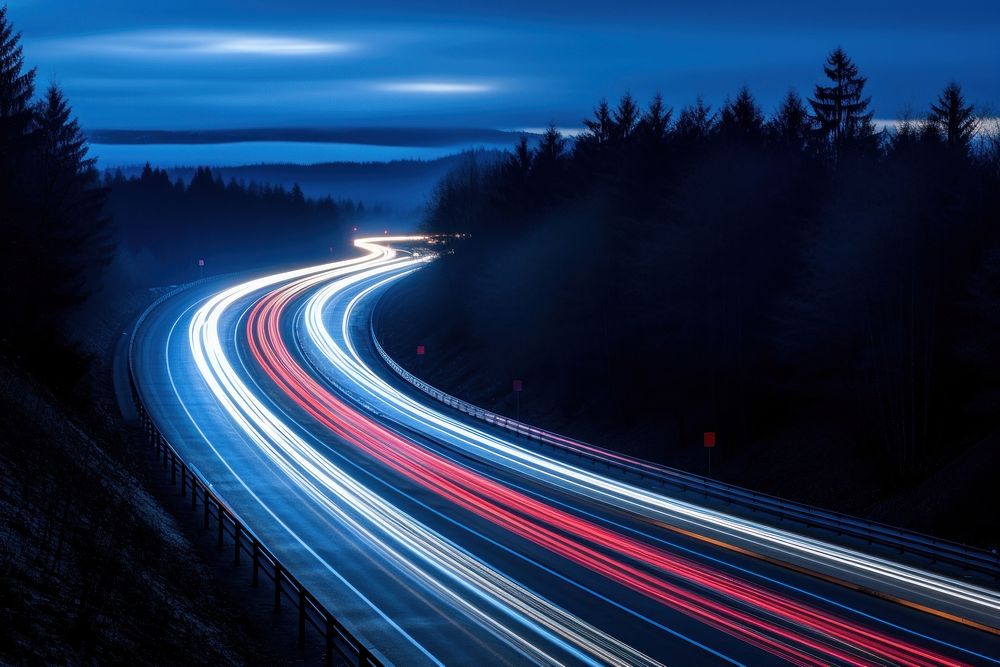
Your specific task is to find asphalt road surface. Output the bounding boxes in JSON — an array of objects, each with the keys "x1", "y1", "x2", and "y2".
[{"x1": 126, "y1": 237, "x2": 1000, "y2": 666}]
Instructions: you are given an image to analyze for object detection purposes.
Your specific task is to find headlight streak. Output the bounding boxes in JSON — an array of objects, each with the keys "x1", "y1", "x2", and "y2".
[
  {"x1": 256, "y1": 274, "x2": 834, "y2": 664},
  {"x1": 189, "y1": 238, "x2": 662, "y2": 667},
  {"x1": 321, "y1": 267, "x2": 1000, "y2": 664},
  {"x1": 302, "y1": 253, "x2": 1000, "y2": 633},
  {"x1": 236, "y1": 253, "x2": 974, "y2": 665}
]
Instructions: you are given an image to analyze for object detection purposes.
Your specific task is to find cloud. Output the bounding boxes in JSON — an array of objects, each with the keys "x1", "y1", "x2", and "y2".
[
  {"x1": 47, "y1": 30, "x2": 354, "y2": 58},
  {"x1": 373, "y1": 81, "x2": 495, "y2": 94}
]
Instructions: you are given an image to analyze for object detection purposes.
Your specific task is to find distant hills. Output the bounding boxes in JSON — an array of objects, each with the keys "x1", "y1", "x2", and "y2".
[
  {"x1": 86, "y1": 126, "x2": 536, "y2": 147},
  {"x1": 88, "y1": 127, "x2": 525, "y2": 210},
  {"x1": 106, "y1": 150, "x2": 506, "y2": 212}
]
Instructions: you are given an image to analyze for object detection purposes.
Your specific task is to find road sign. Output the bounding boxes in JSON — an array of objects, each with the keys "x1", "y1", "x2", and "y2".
[
  {"x1": 416, "y1": 345, "x2": 425, "y2": 356},
  {"x1": 512, "y1": 379, "x2": 523, "y2": 392}
]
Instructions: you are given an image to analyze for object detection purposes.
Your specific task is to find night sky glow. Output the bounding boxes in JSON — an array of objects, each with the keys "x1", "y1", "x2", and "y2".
[{"x1": 11, "y1": 0, "x2": 999, "y2": 130}]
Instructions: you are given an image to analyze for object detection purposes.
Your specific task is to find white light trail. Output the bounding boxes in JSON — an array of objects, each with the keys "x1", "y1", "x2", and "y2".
[
  {"x1": 300, "y1": 241, "x2": 1000, "y2": 629},
  {"x1": 187, "y1": 238, "x2": 662, "y2": 667}
]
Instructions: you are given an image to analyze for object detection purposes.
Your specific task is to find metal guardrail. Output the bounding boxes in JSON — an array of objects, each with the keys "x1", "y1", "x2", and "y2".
[
  {"x1": 128, "y1": 276, "x2": 384, "y2": 667},
  {"x1": 368, "y1": 311, "x2": 1000, "y2": 583}
]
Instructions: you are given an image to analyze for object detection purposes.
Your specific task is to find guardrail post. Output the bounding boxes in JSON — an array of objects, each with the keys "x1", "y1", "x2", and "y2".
[
  {"x1": 298, "y1": 589, "x2": 306, "y2": 647},
  {"x1": 325, "y1": 618, "x2": 334, "y2": 667},
  {"x1": 203, "y1": 493, "x2": 210, "y2": 528},
  {"x1": 217, "y1": 505, "x2": 225, "y2": 548},
  {"x1": 234, "y1": 522, "x2": 241, "y2": 565},
  {"x1": 252, "y1": 539, "x2": 260, "y2": 587},
  {"x1": 274, "y1": 564, "x2": 282, "y2": 612},
  {"x1": 170, "y1": 452, "x2": 177, "y2": 484},
  {"x1": 191, "y1": 478, "x2": 198, "y2": 510},
  {"x1": 180, "y1": 462, "x2": 187, "y2": 496}
]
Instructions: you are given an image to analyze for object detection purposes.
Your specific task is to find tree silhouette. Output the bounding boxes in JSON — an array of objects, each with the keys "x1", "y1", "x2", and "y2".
[
  {"x1": 674, "y1": 96, "x2": 716, "y2": 142},
  {"x1": 810, "y1": 48, "x2": 876, "y2": 158},
  {"x1": 581, "y1": 99, "x2": 614, "y2": 147},
  {"x1": 611, "y1": 93, "x2": 640, "y2": 145},
  {"x1": 719, "y1": 86, "x2": 765, "y2": 143},
  {"x1": 0, "y1": 6, "x2": 38, "y2": 360},
  {"x1": 509, "y1": 135, "x2": 532, "y2": 178},
  {"x1": 929, "y1": 81, "x2": 977, "y2": 152},
  {"x1": 420, "y1": 51, "x2": 1000, "y2": 489},
  {"x1": 0, "y1": 11, "x2": 113, "y2": 384},
  {"x1": 32, "y1": 85, "x2": 113, "y2": 308},
  {"x1": 536, "y1": 124, "x2": 566, "y2": 165},
  {"x1": 0, "y1": 6, "x2": 34, "y2": 154},
  {"x1": 768, "y1": 90, "x2": 811, "y2": 152},
  {"x1": 637, "y1": 93, "x2": 672, "y2": 145}
]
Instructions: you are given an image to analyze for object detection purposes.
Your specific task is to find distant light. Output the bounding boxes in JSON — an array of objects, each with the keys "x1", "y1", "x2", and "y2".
[
  {"x1": 48, "y1": 30, "x2": 354, "y2": 58},
  {"x1": 374, "y1": 81, "x2": 493, "y2": 95},
  {"x1": 514, "y1": 126, "x2": 587, "y2": 138}
]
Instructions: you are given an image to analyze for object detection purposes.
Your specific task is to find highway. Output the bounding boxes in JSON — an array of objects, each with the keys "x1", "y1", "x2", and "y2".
[{"x1": 128, "y1": 236, "x2": 1000, "y2": 665}]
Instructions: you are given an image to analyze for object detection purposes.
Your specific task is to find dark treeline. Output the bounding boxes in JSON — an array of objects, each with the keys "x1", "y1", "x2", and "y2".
[
  {"x1": 105, "y1": 165, "x2": 366, "y2": 285},
  {"x1": 0, "y1": 8, "x2": 297, "y2": 662},
  {"x1": 419, "y1": 47, "x2": 1000, "y2": 495},
  {"x1": 0, "y1": 6, "x2": 113, "y2": 385},
  {"x1": 0, "y1": 5, "x2": 363, "y2": 386}
]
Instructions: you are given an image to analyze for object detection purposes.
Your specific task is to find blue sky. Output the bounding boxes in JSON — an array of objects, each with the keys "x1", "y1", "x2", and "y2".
[{"x1": 10, "y1": 0, "x2": 1000, "y2": 130}]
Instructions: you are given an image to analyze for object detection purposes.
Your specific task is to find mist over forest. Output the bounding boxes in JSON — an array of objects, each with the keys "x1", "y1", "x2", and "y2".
[{"x1": 382, "y1": 49, "x2": 1000, "y2": 541}]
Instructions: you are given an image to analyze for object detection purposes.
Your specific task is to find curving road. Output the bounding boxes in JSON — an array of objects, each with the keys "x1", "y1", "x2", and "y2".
[{"x1": 127, "y1": 237, "x2": 1000, "y2": 666}]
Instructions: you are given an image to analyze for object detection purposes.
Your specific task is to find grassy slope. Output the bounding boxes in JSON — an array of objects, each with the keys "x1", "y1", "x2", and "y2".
[{"x1": 0, "y1": 284, "x2": 266, "y2": 666}]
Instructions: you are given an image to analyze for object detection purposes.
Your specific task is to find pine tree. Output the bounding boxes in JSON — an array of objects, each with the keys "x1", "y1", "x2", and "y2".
[
  {"x1": 531, "y1": 123, "x2": 566, "y2": 198},
  {"x1": 809, "y1": 48, "x2": 876, "y2": 158},
  {"x1": 611, "y1": 93, "x2": 640, "y2": 144},
  {"x1": 928, "y1": 81, "x2": 977, "y2": 152},
  {"x1": 535, "y1": 124, "x2": 566, "y2": 165},
  {"x1": 32, "y1": 85, "x2": 113, "y2": 308},
  {"x1": 35, "y1": 85, "x2": 96, "y2": 204},
  {"x1": 508, "y1": 135, "x2": 532, "y2": 177},
  {"x1": 0, "y1": 6, "x2": 38, "y2": 352},
  {"x1": 581, "y1": 99, "x2": 614, "y2": 147},
  {"x1": 718, "y1": 86, "x2": 764, "y2": 142},
  {"x1": 0, "y1": 5, "x2": 34, "y2": 152},
  {"x1": 768, "y1": 90, "x2": 811, "y2": 152},
  {"x1": 0, "y1": 5, "x2": 36, "y2": 221},
  {"x1": 674, "y1": 96, "x2": 716, "y2": 142},
  {"x1": 638, "y1": 93, "x2": 672, "y2": 144},
  {"x1": 496, "y1": 135, "x2": 532, "y2": 215}
]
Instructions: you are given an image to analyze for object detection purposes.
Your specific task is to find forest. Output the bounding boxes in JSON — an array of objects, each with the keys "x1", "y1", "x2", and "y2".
[
  {"x1": 0, "y1": 6, "x2": 360, "y2": 388},
  {"x1": 390, "y1": 48, "x2": 1000, "y2": 536},
  {"x1": 105, "y1": 165, "x2": 365, "y2": 286},
  {"x1": 0, "y1": 8, "x2": 311, "y2": 662}
]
